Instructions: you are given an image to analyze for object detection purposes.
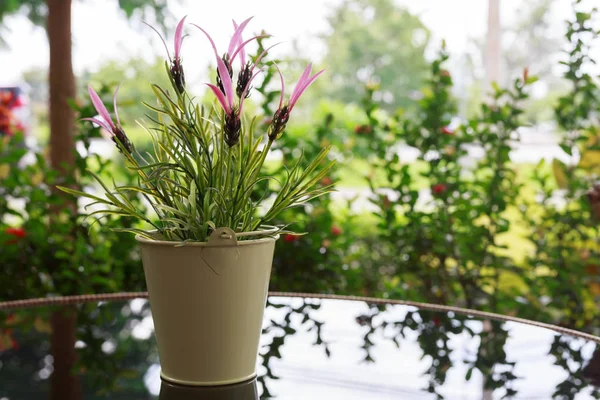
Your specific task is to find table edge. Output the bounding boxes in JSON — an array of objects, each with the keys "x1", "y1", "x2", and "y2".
[{"x1": 0, "y1": 291, "x2": 597, "y2": 343}]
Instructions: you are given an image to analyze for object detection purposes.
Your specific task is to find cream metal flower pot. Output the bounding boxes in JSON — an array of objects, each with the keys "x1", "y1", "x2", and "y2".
[{"x1": 136, "y1": 227, "x2": 278, "y2": 386}]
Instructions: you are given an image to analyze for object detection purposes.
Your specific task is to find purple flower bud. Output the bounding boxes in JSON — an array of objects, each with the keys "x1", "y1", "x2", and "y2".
[
  {"x1": 268, "y1": 63, "x2": 324, "y2": 141},
  {"x1": 237, "y1": 61, "x2": 253, "y2": 99},
  {"x1": 84, "y1": 85, "x2": 134, "y2": 155},
  {"x1": 268, "y1": 105, "x2": 290, "y2": 141},
  {"x1": 224, "y1": 109, "x2": 241, "y2": 147},
  {"x1": 170, "y1": 58, "x2": 186, "y2": 94}
]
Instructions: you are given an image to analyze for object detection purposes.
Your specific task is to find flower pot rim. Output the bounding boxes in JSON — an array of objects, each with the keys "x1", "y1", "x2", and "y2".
[{"x1": 135, "y1": 225, "x2": 280, "y2": 247}]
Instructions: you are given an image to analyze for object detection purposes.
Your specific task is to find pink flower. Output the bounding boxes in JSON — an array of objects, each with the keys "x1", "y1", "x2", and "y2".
[
  {"x1": 194, "y1": 17, "x2": 268, "y2": 101},
  {"x1": 230, "y1": 19, "x2": 277, "y2": 99},
  {"x1": 195, "y1": 18, "x2": 271, "y2": 146},
  {"x1": 146, "y1": 16, "x2": 187, "y2": 93},
  {"x1": 83, "y1": 85, "x2": 133, "y2": 154},
  {"x1": 206, "y1": 57, "x2": 236, "y2": 115},
  {"x1": 173, "y1": 16, "x2": 186, "y2": 61},
  {"x1": 268, "y1": 63, "x2": 325, "y2": 140},
  {"x1": 229, "y1": 18, "x2": 253, "y2": 69}
]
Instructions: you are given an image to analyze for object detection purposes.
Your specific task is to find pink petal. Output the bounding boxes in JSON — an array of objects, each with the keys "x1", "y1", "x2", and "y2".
[
  {"x1": 289, "y1": 68, "x2": 325, "y2": 111},
  {"x1": 82, "y1": 117, "x2": 114, "y2": 135},
  {"x1": 113, "y1": 84, "x2": 122, "y2": 129},
  {"x1": 206, "y1": 84, "x2": 230, "y2": 114},
  {"x1": 228, "y1": 17, "x2": 253, "y2": 54},
  {"x1": 228, "y1": 20, "x2": 241, "y2": 58},
  {"x1": 174, "y1": 16, "x2": 187, "y2": 59},
  {"x1": 192, "y1": 23, "x2": 219, "y2": 57},
  {"x1": 87, "y1": 85, "x2": 115, "y2": 130},
  {"x1": 215, "y1": 57, "x2": 234, "y2": 110},
  {"x1": 289, "y1": 64, "x2": 313, "y2": 103},
  {"x1": 273, "y1": 62, "x2": 285, "y2": 110},
  {"x1": 230, "y1": 34, "x2": 270, "y2": 66}
]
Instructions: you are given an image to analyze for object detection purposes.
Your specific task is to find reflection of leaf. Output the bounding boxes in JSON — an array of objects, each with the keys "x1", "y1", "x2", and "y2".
[
  {"x1": 465, "y1": 366, "x2": 474, "y2": 381},
  {"x1": 578, "y1": 150, "x2": 600, "y2": 170},
  {"x1": 0, "y1": 164, "x2": 9, "y2": 179},
  {"x1": 33, "y1": 316, "x2": 51, "y2": 333},
  {"x1": 118, "y1": 369, "x2": 139, "y2": 379},
  {"x1": 0, "y1": 332, "x2": 12, "y2": 349},
  {"x1": 552, "y1": 159, "x2": 569, "y2": 189}
]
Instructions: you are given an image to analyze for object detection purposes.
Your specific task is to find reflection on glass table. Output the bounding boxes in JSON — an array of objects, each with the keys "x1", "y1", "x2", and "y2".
[{"x1": 0, "y1": 294, "x2": 599, "y2": 399}]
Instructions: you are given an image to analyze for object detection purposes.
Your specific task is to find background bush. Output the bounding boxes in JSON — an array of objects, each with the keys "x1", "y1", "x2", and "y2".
[{"x1": 1, "y1": 1, "x2": 600, "y2": 397}]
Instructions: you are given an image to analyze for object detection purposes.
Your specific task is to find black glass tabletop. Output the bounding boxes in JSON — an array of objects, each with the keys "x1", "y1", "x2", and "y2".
[{"x1": 0, "y1": 294, "x2": 599, "y2": 399}]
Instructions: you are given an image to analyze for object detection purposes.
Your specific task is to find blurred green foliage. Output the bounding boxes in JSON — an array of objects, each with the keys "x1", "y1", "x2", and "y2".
[
  {"x1": 1, "y1": 1, "x2": 600, "y2": 398},
  {"x1": 321, "y1": 0, "x2": 430, "y2": 113},
  {"x1": 0, "y1": 88, "x2": 147, "y2": 300}
]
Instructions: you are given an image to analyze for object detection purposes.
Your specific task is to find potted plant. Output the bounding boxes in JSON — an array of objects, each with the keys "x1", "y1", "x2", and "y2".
[{"x1": 59, "y1": 17, "x2": 334, "y2": 386}]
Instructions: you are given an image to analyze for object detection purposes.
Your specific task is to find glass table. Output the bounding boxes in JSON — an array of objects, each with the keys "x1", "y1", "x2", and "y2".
[{"x1": 0, "y1": 293, "x2": 599, "y2": 399}]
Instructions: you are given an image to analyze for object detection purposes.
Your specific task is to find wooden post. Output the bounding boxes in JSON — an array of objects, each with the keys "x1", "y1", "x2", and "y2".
[
  {"x1": 47, "y1": 0, "x2": 76, "y2": 173},
  {"x1": 50, "y1": 309, "x2": 81, "y2": 400},
  {"x1": 46, "y1": 0, "x2": 80, "y2": 399}
]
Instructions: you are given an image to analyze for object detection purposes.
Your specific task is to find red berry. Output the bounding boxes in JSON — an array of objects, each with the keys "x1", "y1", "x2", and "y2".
[
  {"x1": 432, "y1": 184, "x2": 447, "y2": 195},
  {"x1": 6, "y1": 227, "x2": 26, "y2": 238},
  {"x1": 331, "y1": 226, "x2": 343, "y2": 236},
  {"x1": 354, "y1": 125, "x2": 372, "y2": 134},
  {"x1": 284, "y1": 234, "x2": 299, "y2": 243},
  {"x1": 320, "y1": 176, "x2": 333, "y2": 186},
  {"x1": 441, "y1": 126, "x2": 453, "y2": 135}
]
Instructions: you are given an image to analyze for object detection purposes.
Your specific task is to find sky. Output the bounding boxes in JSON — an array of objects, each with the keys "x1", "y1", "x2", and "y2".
[{"x1": 0, "y1": 0, "x2": 584, "y2": 87}]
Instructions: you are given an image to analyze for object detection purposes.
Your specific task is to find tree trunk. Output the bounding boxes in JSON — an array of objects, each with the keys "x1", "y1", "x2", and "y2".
[
  {"x1": 47, "y1": 0, "x2": 75, "y2": 172},
  {"x1": 46, "y1": 0, "x2": 80, "y2": 399}
]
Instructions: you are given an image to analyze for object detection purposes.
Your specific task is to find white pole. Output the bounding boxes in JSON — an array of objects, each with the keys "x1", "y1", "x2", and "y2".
[{"x1": 485, "y1": 0, "x2": 502, "y2": 86}]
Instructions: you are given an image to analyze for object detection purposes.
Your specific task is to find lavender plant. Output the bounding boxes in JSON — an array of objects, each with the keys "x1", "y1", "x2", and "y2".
[{"x1": 59, "y1": 17, "x2": 334, "y2": 242}]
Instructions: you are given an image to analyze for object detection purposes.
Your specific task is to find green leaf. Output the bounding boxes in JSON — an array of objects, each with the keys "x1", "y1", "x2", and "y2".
[
  {"x1": 465, "y1": 367, "x2": 474, "y2": 381},
  {"x1": 552, "y1": 159, "x2": 569, "y2": 189},
  {"x1": 559, "y1": 144, "x2": 572, "y2": 156}
]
